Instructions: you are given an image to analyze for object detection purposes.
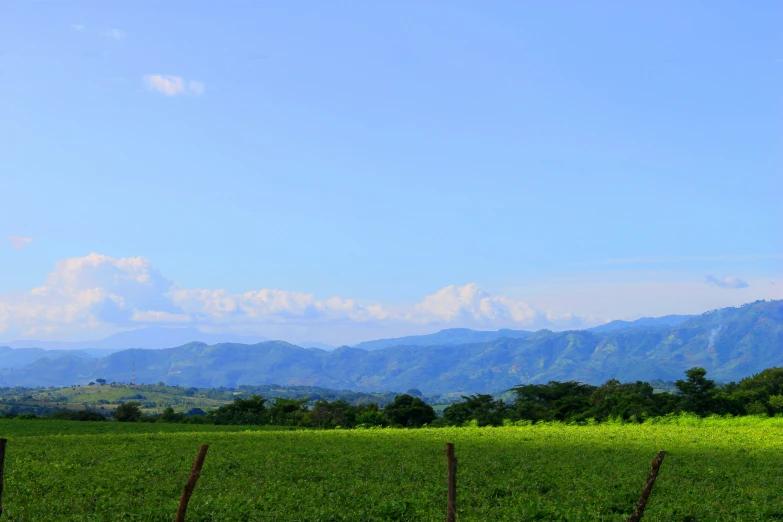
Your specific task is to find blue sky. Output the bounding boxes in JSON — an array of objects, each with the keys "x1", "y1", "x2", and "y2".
[{"x1": 1, "y1": 2, "x2": 781, "y2": 345}]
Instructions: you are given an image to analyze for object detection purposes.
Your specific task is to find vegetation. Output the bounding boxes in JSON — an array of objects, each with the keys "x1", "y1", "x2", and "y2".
[
  {"x1": 8, "y1": 366, "x2": 783, "y2": 429},
  {"x1": 0, "y1": 382, "x2": 413, "y2": 418},
  {"x1": 112, "y1": 402, "x2": 143, "y2": 422},
  {"x1": 442, "y1": 367, "x2": 783, "y2": 426},
  {"x1": 3, "y1": 417, "x2": 783, "y2": 520}
]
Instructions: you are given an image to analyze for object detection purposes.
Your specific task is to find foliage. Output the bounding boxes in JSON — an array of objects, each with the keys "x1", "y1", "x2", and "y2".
[
  {"x1": 382, "y1": 394, "x2": 437, "y2": 427},
  {"x1": 112, "y1": 402, "x2": 142, "y2": 422},
  {"x1": 441, "y1": 367, "x2": 783, "y2": 426},
  {"x1": 207, "y1": 395, "x2": 269, "y2": 425},
  {"x1": 675, "y1": 367, "x2": 716, "y2": 415},
  {"x1": 443, "y1": 394, "x2": 506, "y2": 426},
  {"x1": 49, "y1": 409, "x2": 106, "y2": 421}
]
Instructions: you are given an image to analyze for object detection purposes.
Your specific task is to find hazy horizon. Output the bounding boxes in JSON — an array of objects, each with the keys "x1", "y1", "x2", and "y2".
[{"x1": 0, "y1": 301, "x2": 765, "y2": 349}]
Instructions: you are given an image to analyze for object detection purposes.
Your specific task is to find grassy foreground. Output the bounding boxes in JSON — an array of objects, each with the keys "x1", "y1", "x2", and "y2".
[{"x1": 2, "y1": 418, "x2": 783, "y2": 521}]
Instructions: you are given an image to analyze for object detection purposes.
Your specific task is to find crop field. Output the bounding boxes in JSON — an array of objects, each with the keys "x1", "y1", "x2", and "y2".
[{"x1": 2, "y1": 417, "x2": 783, "y2": 521}]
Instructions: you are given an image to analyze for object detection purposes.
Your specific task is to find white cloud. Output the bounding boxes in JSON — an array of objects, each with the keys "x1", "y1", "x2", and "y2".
[
  {"x1": 71, "y1": 24, "x2": 85, "y2": 31},
  {"x1": 0, "y1": 253, "x2": 181, "y2": 338},
  {"x1": 408, "y1": 284, "x2": 580, "y2": 330},
  {"x1": 132, "y1": 310, "x2": 192, "y2": 323},
  {"x1": 100, "y1": 28, "x2": 125, "y2": 40},
  {"x1": 2, "y1": 252, "x2": 782, "y2": 346},
  {"x1": 0, "y1": 253, "x2": 579, "y2": 342},
  {"x1": 7, "y1": 235, "x2": 34, "y2": 251},
  {"x1": 706, "y1": 275, "x2": 750, "y2": 289},
  {"x1": 144, "y1": 75, "x2": 185, "y2": 96},
  {"x1": 143, "y1": 75, "x2": 205, "y2": 96}
]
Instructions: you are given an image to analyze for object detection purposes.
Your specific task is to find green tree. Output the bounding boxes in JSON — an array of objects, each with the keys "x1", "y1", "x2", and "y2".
[
  {"x1": 511, "y1": 381, "x2": 596, "y2": 422},
  {"x1": 207, "y1": 395, "x2": 268, "y2": 425},
  {"x1": 355, "y1": 410, "x2": 388, "y2": 427},
  {"x1": 746, "y1": 401, "x2": 769, "y2": 415},
  {"x1": 160, "y1": 407, "x2": 185, "y2": 422},
  {"x1": 268, "y1": 398, "x2": 308, "y2": 426},
  {"x1": 675, "y1": 367, "x2": 721, "y2": 415},
  {"x1": 768, "y1": 394, "x2": 783, "y2": 413},
  {"x1": 95, "y1": 379, "x2": 106, "y2": 386},
  {"x1": 586, "y1": 379, "x2": 673, "y2": 422},
  {"x1": 112, "y1": 402, "x2": 143, "y2": 422},
  {"x1": 382, "y1": 394, "x2": 436, "y2": 427},
  {"x1": 443, "y1": 394, "x2": 506, "y2": 426}
]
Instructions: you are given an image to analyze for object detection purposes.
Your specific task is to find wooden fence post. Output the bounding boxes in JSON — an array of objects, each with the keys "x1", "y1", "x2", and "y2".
[
  {"x1": 446, "y1": 442, "x2": 457, "y2": 522},
  {"x1": 0, "y1": 438, "x2": 6, "y2": 517},
  {"x1": 627, "y1": 450, "x2": 666, "y2": 522},
  {"x1": 176, "y1": 444, "x2": 209, "y2": 522}
]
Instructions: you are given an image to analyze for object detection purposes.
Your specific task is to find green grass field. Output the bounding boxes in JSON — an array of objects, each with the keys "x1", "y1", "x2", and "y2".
[{"x1": 2, "y1": 417, "x2": 783, "y2": 521}]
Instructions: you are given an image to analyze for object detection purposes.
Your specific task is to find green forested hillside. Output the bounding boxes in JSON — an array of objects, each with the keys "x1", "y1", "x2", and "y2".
[{"x1": 0, "y1": 300, "x2": 780, "y2": 394}]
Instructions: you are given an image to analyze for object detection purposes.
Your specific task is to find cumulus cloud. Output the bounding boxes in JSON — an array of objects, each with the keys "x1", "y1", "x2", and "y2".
[
  {"x1": 100, "y1": 28, "x2": 125, "y2": 40},
  {"x1": 7, "y1": 236, "x2": 34, "y2": 251},
  {"x1": 143, "y1": 75, "x2": 205, "y2": 96},
  {"x1": 0, "y1": 253, "x2": 180, "y2": 337},
  {"x1": 409, "y1": 284, "x2": 582, "y2": 330},
  {"x1": 412, "y1": 284, "x2": 538, "y2": 325},
  {"x1": 706, "y1": 275, "x2": 749, "y2": 289},
  {"x1": 169, "y1": 287, "x2": 390, "y2": 325},
  {"x1": 0, "y1": 253, "x2": 575, "y2": 341}
]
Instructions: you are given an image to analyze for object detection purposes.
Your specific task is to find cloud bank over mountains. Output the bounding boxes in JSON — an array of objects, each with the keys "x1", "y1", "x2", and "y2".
[{"x1": 0, "y1": 253, "x2": 581, "y2": 343}]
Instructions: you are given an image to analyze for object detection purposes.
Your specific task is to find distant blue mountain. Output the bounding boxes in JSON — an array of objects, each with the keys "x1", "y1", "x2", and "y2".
[
  {"x1": 0, "y1": 346, "x2": 93, "y2": 369},
  {"x1": 586, "y1": 315, "x2": 695, "y2": 334},
  {"x1": 298, "y1": 341, "x2": 337, "y2": 351},
  {"x1": 353, "y1": 328, "x2": 534, "y2": 351},
  {"x1": 1, "y1": 326, "x2": 268, "y2": 351}
]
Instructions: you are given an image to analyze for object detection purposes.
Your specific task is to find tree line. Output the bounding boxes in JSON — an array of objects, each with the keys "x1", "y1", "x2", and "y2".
[
  {"x1": 8, "y1": 366, "x2": 783, "y2": 427},
  {"x1": 443, "y1": 367, "x2": 783, "y2": 426},
  {"x1": 109, "y1": 393, "x2": 437, "y2": 428}
]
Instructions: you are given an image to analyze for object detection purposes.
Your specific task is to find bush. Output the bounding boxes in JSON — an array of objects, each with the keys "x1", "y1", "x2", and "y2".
[
  {"x1": 382, "y1": 394, "x2": 436, "y2": 428},
  {"x1": 112, "y1": 402, "x2": 143, "y2": 422},
  {"x1": 51, "y1": 409, "x2": 106, "y2": 421}
]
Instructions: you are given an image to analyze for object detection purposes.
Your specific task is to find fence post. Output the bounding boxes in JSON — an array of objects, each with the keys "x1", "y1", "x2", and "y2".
[
  {"x1": 0, "y1": 438, "x2": 6, "y2": 517},
  {"x1": 627, "y1": 450, "x2": 666, "y2": 522},
  {"x1": 176, "y1": 444, "x2": 209, "y2": 522},
  {"x1": 446, "y1": 442, "x2": 457, "y2": 522}
]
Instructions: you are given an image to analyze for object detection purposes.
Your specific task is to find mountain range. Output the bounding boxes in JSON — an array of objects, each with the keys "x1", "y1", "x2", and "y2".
[
  {"x1": 0, "y1": 327, "x2": 269, "y2": 351},
  {"x1": 585, "y1": 314, "x2": 694, "y2": 333},
  {"x1": 0, "y1": 300, "x2": 780, "y2": 393}
]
